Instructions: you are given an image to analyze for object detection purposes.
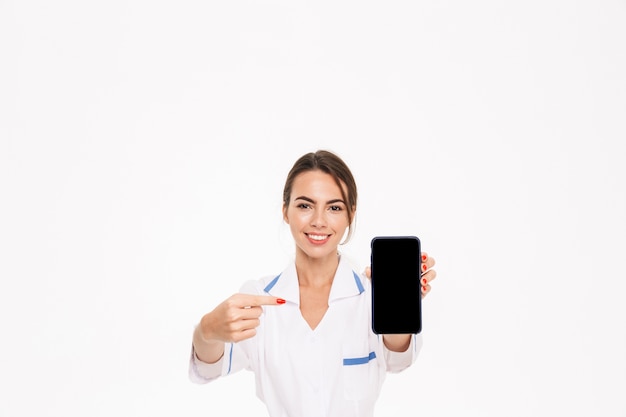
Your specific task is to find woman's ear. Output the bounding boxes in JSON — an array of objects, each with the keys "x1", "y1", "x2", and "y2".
[{"x1": 282, "y1": 203, "x2": 289, "y2": 224}]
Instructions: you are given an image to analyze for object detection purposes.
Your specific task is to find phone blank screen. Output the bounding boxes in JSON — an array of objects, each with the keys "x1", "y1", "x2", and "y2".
[{"x1": 371, "y1": 236, "x2": 422, "y2": 334}]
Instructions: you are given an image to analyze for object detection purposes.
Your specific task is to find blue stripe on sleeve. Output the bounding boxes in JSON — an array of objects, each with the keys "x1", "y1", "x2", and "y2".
[{"x1": 227, "y1": 343, "x2": 233, "y2": 374}]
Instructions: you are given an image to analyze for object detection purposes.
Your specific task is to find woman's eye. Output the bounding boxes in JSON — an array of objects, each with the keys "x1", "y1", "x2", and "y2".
[
  {"x1": 329, "y1": 205, "x2": 343, "y2": 212},
  {"x1": 297, "y1": 203, "x2": 311, "y2": 209}
]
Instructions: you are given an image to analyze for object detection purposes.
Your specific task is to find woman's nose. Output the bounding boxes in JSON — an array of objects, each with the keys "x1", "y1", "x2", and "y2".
[{"x1": 310, "y1": 208, "x2": 327, "y2": 227}]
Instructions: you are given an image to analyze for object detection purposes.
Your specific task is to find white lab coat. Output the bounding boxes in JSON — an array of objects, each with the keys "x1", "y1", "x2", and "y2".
[{"x1": 190, "y1": 256, "x2": 422, "y2": 417}]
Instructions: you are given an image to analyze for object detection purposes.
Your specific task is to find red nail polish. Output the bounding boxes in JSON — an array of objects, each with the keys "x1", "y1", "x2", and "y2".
[
  {"x1": 421, "y1": 278, "x2": 428, "y2": 285},
  {"x1": 277, "y1": 298, "x2": 286, "y2": 304},
  {"x1": 421, "y1": 254, "x2": 427, "y2": 262},
  {"x1": 422, "y1": 286, "x2": 427, "y2": 292},
  {"x1": 421, "y1": 264, "x2": 428, "y2": 272}
]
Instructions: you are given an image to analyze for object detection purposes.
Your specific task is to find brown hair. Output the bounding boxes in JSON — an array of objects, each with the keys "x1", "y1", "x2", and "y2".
[{"x1": 282, "y1": 150, "x2": 358, "y2": 243}]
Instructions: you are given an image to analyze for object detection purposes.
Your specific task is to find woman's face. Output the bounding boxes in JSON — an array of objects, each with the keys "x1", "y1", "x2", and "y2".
[{"x1": 283, "y1": 170, "x2": 352, "y2": 262}]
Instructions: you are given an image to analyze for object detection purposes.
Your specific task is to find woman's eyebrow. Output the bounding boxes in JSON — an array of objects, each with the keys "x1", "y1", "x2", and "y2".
[
  {"x1": 326, "y1": 199, "x2": 346, "y2": 205},
  {"x1": 294, "y1": 196, "x2": 345, "y2": 205},
  {"x1": 294, "y1": 196, "x2": 315, "y2": 203}
]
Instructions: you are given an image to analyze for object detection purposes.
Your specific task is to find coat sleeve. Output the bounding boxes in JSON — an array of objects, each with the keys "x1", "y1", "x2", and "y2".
[
  {"x1": 383, "y1": 333, "x2": 423, "y2": 373},
  {"x1": 188, "y1": 343, "x2": 225, "y2": 384}
]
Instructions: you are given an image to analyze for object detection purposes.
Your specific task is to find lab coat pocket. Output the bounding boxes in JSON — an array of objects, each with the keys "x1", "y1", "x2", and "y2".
[{"x1": 342, "y1": 350, "x2": 378, "y2": 400}]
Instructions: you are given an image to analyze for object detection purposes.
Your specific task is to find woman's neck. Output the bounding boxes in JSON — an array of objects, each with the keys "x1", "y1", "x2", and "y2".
[{"x1": 294, "y1": 251, "x2": 340, "y2": 288}]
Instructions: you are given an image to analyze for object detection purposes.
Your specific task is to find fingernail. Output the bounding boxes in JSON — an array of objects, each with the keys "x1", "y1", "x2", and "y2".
[
  {"x1": 277, "y1": 298, "x2": 286, "y2": 304},
  {"x1": 421, "y1": 278, "x2": 428, "y2": 285},
  {"x1": 421, "y1": 254, "x2": 427, "y2": 262},
  {"x1": 421, "y1": 264, "x2": 428, "y2": 272},
  {"x1": 422, "y1": 286, "x2": 427, "y2": 292}
]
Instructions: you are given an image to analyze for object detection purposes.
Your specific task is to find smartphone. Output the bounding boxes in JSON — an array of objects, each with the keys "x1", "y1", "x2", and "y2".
[{"x1": 371, "y1": 236, "x2": 422, "y2": 334}]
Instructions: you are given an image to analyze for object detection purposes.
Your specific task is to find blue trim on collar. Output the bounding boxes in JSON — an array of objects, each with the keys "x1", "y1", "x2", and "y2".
[
  {"x1": 352, "y1": 271, "x2": 365, "y2": 294},
  {"x1": 264, "y1": 274, "x2": 281, "y2": 293}
]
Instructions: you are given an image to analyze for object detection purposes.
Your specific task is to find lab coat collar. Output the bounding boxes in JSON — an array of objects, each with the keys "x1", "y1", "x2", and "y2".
[{"x1": 263, "y1": 256, "x2": 364, "y2": 306}]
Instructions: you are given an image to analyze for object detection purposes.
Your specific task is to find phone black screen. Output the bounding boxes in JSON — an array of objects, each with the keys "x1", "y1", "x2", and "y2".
[{"x1": 371, "y1": 236, "x2": 422, "y2": 334}]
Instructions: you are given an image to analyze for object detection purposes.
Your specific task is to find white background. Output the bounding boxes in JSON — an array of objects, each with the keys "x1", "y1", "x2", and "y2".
[{"x1": 1, "y1": 1, "x2": 625, "y2": 416}]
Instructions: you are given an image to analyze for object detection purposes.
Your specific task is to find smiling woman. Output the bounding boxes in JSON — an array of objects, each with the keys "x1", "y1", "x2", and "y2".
[
  {"x1": 281, "y1": 150, "x2": 358, "y2": 245},
  {"x1": 189, "y1": 150, "x2": 437, "y2": 417},
  {"x1": 284, "y1": 170, "x2": 351, "y2": 263}
]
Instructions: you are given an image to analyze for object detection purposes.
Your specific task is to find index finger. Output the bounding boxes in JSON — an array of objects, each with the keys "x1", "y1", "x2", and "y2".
[{"x1": 236, "y1": 294, "x2": 286, "y2": 307}]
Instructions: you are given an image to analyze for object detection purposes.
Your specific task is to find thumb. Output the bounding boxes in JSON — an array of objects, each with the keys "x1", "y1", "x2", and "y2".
[{"x1": 363, "y1": 266, "x2": 371, "y2": 280}]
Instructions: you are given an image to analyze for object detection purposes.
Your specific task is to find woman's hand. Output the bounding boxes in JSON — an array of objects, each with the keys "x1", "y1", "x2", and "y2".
[
  {"x1": 199, "y1": 294, "x2": 285, "y2": 343},
  {"x1": 419, "y1": 252, "x2": 437, "y2": 298},
  {"x1": 364, "y1": 252, "x2": 437, "y2": 299},
  {"x1": 193, "y1": 294, "x2": 284, "y2": 363}
]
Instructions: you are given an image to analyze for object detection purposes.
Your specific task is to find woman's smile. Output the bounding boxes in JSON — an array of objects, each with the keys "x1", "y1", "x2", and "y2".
[{"x1": 306, "y1": 233, "x2": 332, "y2": 244}]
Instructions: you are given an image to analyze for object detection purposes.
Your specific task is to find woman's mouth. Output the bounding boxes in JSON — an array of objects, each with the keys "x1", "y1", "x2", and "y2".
[{"x1": 306, "y1": 233, "x2": 330, "y2": 244}]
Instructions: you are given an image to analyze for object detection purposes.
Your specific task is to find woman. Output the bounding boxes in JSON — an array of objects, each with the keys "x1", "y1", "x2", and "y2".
[{"x1": 189, "y1": 150, "x2": 437, "y2": 417}]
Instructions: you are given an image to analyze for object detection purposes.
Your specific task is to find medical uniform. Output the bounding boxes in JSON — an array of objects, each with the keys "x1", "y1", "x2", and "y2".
[{"x1": 189, "y1": 256, "x2": 422, "y2": 417}]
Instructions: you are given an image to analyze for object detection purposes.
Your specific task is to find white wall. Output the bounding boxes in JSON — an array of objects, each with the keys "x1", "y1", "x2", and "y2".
[{"x1": 1, "y1": 1, "x2": 625, "y2": 416}]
